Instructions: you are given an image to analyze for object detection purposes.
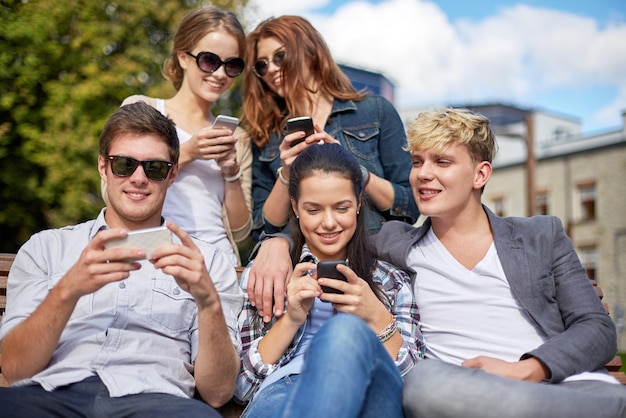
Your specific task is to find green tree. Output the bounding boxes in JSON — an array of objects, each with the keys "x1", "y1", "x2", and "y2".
[{"x1": 0, "y1": 0, "x2": 247, "y2": 252}]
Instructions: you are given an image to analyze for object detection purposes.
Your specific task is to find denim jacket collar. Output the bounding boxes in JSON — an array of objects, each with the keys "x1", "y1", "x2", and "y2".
[{"x1": 329, "y1": 99, "x2": 357, "y2": 115}]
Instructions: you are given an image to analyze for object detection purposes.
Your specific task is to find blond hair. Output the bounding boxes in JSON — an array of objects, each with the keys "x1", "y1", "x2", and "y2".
[{"x1": 406, "y1": 108, "x2": 497, "y2": 163}]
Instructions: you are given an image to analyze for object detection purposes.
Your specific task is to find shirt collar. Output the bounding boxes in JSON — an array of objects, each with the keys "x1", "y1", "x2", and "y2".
[
  {"x1": 89, "y1": 208, "x2": 110, "y2": 240},
  {"x1": 329, "y1": 99, "x2": 357, "y2": 116},
  {"x1": 299, "y1": 244, "x2": 316, "y2": 263}
]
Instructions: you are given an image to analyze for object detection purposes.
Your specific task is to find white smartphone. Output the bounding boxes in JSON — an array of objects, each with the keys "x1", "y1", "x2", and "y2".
[
  {"x1": 105, "y1": 226, "x2": 173, "y2": 260},
  {"x1": 211, "y1": 115, "x2": 239, "y2": 132}
]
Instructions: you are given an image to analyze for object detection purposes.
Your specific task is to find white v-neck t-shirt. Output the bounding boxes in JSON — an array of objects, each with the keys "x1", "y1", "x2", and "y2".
[
  {"x1": 408, "y1": 228, "x2": 546, "y2": 365},
  {"x1": 408, "y1": 228, "x2": 618, "y2": 384}
]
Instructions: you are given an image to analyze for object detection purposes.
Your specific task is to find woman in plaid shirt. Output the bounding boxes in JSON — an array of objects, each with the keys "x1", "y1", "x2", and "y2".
[{"x1": 234, "y1": 144, "x2": 424, "y2": 418}]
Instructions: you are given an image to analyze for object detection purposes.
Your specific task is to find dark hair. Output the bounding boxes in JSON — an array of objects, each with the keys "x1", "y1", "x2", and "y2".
[
  {"x1": 243, "y1": 15, "x2": 367, "y2": 147},
  {"x1": 99, "y1": 102, "x2": 179, "y2": 163},
  {"x1": 164, "y1": 7, "x2": 246, "y2": 91},
  {"x1": 288, "y1": 143, "x2": 385, "y2": 302}
]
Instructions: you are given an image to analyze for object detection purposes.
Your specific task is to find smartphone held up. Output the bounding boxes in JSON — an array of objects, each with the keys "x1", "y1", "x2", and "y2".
[
  {"x1": 317, "y1": 260, "x2": 348, "y2": 294},
  {"x1": 211, "y1": 115, "x2": 239, "y2": 132},
  {"x1": 105, "y1": 226, "x2": 173, "y2": 260},
  {"x1": 285, "y1": 116, "x2": 314, "y2": 147}
]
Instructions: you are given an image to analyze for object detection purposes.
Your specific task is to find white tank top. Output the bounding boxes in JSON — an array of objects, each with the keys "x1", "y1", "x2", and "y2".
[{"x1": 156, "y1": 99, "x2": 236, "y2": 266}]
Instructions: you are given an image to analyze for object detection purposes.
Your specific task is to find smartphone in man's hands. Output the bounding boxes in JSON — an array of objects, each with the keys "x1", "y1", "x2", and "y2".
[
  {"x1": 317, "y1": 260, "x2": 348, "y2": 294},
  {"x1": 285, "y1": 116, "x2": 314, "y2": 147},
  {"x1": 105, "y1": 226, "x2": 173, "y2": 260},
  {"x1": 211, "y1": 115, "x2": 239, "y2": 132}
]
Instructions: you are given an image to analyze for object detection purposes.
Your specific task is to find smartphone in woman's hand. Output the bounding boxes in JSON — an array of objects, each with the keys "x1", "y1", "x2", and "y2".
[
  {"x1": 317, "y1": 260, "x2": 348, "y2": 294},
  {"x1": 285, "y1": 116, "x2": 314, "y2": 147}
]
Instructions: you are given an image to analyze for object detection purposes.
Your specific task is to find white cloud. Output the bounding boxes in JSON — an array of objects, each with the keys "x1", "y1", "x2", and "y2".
[
  {"x1": 244, "y1": 0, "x2": 626, "y2": 131},
  {"x1": 242, "y1": 0, "x2": 329, "y2": 27}
]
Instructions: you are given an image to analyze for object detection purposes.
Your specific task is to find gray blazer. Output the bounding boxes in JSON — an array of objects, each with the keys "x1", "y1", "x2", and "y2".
[{"x1": 373, "y1": 205, "x2": 617, "y2": 383}]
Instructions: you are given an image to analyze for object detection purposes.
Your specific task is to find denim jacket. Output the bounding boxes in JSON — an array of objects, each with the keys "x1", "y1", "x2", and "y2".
[{"x1": 251, "y1": 96, "x2": 419, "y2": 240}]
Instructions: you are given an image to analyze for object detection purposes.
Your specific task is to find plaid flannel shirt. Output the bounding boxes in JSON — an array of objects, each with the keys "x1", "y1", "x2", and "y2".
[{"x1": 233, "y1": 254, "x2": 424, "y2": 404}]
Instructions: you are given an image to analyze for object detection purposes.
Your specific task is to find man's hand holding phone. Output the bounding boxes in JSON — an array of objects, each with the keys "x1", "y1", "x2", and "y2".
[
  {"x1": 149, "y1": 221, "x2": 221, "y2": 307},
  {"x1": 105, "y1": 226, "x2": 173, "y2": 260},
  {"x1": 104, "y1": 221, "x2": 222, "y2": 308},
  {"x1": 60, "y1": 229, "x2": 146, "y2": 300}
]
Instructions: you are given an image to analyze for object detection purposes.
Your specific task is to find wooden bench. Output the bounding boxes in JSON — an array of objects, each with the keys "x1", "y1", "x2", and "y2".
[{"x1": 1, "y1": 252, "x2": 624, "y2": 414}]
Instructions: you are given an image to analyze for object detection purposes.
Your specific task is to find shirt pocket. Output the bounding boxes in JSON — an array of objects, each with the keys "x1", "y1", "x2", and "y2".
[
  {"x1": 257, "y1": 135, "x2": 281, "y2": 164},
  {"x1": 342, "y1": 125, "x2": 380, "y2": 161},
  {"x1": 150, "y1": 278, "x2": 196, "y2": 333}
]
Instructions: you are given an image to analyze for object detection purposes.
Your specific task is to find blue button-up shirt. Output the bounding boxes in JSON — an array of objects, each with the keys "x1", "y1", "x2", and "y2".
[
  {"x1": 0, "y1": 209, "x2": 244, "y2": 398},
  {"x1": 251, "y1": 96, "x2": 419, "y2": 240}
]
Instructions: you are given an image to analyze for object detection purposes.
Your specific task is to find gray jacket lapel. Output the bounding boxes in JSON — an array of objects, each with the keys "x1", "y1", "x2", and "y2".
[{"x1": 486, "y1": 207, "x2": 535, "y2": 314}]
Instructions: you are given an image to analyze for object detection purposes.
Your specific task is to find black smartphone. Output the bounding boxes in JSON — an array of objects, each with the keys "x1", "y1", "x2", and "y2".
[
  {"x1": 285, "y1": 116, "x2": 314, "y2": 147},
  {"x1": 317, "y1": 260, "x2": 348, "y2": 294}
]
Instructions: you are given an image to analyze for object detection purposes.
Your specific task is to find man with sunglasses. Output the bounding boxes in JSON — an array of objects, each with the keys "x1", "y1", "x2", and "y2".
[{"x1": 0, "y1": 102, "x2": 244, "y2": 418}]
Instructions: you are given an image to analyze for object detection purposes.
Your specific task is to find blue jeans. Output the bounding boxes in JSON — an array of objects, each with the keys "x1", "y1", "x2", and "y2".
[
  {"x1": 243, "y1": 314, "x2": 403, "y2": 418},
  {"x1": 403, "y1": 359, "x2": 626, "y2": 418},
  {"x1": 0, "y1": 376, "x2": 220, "y2": 418}
]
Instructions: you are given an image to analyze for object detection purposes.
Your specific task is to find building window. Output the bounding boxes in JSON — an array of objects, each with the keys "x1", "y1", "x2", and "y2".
[
  {"x1": 492, "y1": 198, "x2": 505, "y2": 217},
  {"x1": 534, "y1": 191, "x2": 549, "y2": 215},
  {"x1": 578, "y1": 183, "x2": 596, "y2": 221},
  {"x1": 578, "y1": 245, "x2": 597, "y2": 281}
]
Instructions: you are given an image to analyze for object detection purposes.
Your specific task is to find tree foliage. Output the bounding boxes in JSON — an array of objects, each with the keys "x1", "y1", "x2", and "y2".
[{"x1": 0, "y1": 0, "x2": 247, "y2": 252}]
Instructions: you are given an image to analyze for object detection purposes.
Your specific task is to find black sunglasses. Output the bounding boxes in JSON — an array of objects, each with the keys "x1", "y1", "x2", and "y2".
[
  {"x1": 186, "y1": 51, "x2": 244, "y2": 78},
  {"x1": 107, "y1": 156, "x2": 173, "y2": 181},
  {"x1": 253, "y1": 50, "x2": 285, "y2": 77}
]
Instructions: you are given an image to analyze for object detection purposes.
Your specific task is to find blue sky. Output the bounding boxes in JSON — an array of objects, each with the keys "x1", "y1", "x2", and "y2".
[
  {"x1": 244, "y1": 0, "x2": 626, "y2": 134},
  {"x1": 317, "y1": 0, "x2": 623, "y2": 26}
]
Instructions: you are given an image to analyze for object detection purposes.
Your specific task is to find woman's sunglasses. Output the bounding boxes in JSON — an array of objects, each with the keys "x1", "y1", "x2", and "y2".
[
  {"x1": 186, "y1": 51, "x2": 245, "y2": 78},
  {"x1": 253, "y1": 50, "x2": 285, "y2": 77},
  {"x1": 107, "y1": 156, "x2": 173, "y2": 181}
]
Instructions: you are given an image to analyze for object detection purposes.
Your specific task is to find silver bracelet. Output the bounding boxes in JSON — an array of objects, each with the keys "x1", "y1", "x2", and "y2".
[
  {"x1": 378, "y1": 318, "x2": 397, "y2": 343},
  {"x1": 377, "y1": 316, "x2": 397, "y2": 343},
  {"x1": 277, "y1": 166, "x2": 289, "y2": 185},
  {"x1": 222, "y1": 167, "x2": 242, "y2": 182}
]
